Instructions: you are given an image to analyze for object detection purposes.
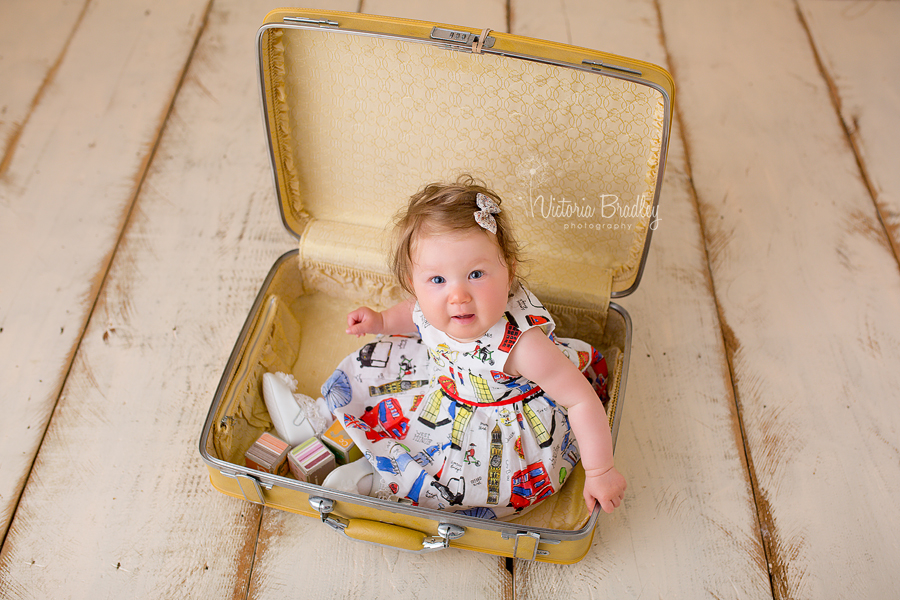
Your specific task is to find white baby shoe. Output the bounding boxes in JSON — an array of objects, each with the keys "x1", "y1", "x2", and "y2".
[
  {"x1": 262, "y1": 372, "x2": 333, "y2": 446},
  {"x1": 322, "y1": 457, "x2": 384, "y2": 496}
]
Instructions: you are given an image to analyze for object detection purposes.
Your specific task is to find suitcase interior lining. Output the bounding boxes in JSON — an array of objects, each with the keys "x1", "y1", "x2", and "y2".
[{"x1": 206, "y1": 253, "x2": 627, "y2": 532}]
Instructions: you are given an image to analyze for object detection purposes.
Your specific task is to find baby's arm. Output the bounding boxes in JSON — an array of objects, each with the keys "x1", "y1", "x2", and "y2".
[
  {"x1": 505, "y1": 329, "x2": 626, "y2": 514},
  {"x1": 346, "y1": 297, "x2": 416, "y2": 337}
]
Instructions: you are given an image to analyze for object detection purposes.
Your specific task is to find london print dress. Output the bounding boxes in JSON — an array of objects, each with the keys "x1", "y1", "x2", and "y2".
[{"x1": 322, "y1": 283, "x2": 610, "y2": 520}]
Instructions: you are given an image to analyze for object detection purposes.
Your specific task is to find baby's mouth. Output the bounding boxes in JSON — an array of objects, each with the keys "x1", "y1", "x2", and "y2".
[{"x1": 452, "y1": 314, "x2": 475, "y2": 322}]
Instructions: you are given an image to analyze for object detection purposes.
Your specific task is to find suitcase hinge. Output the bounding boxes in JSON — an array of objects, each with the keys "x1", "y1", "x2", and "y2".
[
  {"x1": 224, "y1": 472, "x2": 273, "y2": 506},
  {"x1": 501, "y1": 530, "x2": 559, "y2": 560},
  {"x1": 431, "y1": 27, "x2": 495, "y2": 53},
  {"x1": 582, "y1": 60, "x2": 642, "y2": 77},
  {"x1": 284, "y1": 16, "x2": 339, "y2": 28}
]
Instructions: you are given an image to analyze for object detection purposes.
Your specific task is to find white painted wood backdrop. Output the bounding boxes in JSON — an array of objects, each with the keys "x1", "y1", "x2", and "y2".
[
  {"x1": 0, "y1": 0, "x2": 212, "y2": 540},
  {"x1": 1, "y1": 0, "x2": 897, "y2": 598}
]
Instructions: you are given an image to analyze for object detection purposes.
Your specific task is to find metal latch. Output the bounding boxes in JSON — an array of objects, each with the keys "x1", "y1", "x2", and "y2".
[
  {"x1": 309, "y1": 496, "x2": 348, "y2": 532},
  {"x1": 422, "y1": 523, "x2": 466, "y2": 550},
  {"x1": 431, "y1": 27, "x2": 495, "y2": 52},
  {"x1": 284, "y1": 16, "x2": 339, "y2": 27},
  {"x1": 582, "y1": 60, "x2": 642, "y2": 77}
]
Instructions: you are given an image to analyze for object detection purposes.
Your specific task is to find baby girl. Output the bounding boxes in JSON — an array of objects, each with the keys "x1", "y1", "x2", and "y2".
[{"x1": 320, "y1": 175, "x2": 626, "y2": 519}]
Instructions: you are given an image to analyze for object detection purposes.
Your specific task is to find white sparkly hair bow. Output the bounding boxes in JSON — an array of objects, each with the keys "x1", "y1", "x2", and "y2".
[{"x1": 474, "y1": 193, "x2": 501, "y2": 234}]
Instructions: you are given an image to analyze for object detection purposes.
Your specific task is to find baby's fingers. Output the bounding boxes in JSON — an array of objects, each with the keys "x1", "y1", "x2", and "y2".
[
  {"x1": 346, "y1": 314, "x2": 373, "y2": 337},
  {"x1": 346, "y1": 308, "x2": 371, "y2": 329},
  {"x1": 585, "y1": 492, "x2": 623, "y2": 514},
  {"x1": 603, "y1": 495, "x2": 622, "y2": 513}
]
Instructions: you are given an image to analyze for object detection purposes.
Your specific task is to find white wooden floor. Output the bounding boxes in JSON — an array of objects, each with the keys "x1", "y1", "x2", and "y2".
[{"x1": 2, "y1": 0, "x2": 899, "y2": 598}]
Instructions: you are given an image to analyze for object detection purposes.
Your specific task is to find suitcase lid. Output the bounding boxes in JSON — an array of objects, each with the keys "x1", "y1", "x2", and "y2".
[{"x1": 257, "y1": 9, "x2": 673, "y2": 305}]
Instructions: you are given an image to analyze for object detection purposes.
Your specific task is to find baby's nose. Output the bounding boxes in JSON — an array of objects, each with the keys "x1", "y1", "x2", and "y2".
[{"x1": 448, "y1": 283, "x2": 472, "y2": 304}]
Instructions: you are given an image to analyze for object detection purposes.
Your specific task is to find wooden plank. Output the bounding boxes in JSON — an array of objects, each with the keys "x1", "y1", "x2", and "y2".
[
  {"x1": 510, "y1": 1, "x2": 773, "y2": 597},
  {"x1": 243, "y1": 3, "x2": 513, "y2": 598},
  {"x1": 0, "y1": 0, "x2": 87, "y2": 170},
  {"x1": 0, "y1": 0, "x2": 287, "y2": 596},
  {"x1": 797, "y1": 0, "x2": 900, "y2": 260},
  {"x1": 656, "y1": 0, "x2": 900, "y2": 598},
  {"x1": 0, "y1": 0, "x2": 211, "y2": 541}
]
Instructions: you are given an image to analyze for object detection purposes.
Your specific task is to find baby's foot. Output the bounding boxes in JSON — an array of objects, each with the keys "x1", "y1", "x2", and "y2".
[
  {"x1": 262, "y1": 372, "x2": 333, "y2": 445},
  {"x1": 322, "y1": 457, "x2": 382, "y2": 496}
]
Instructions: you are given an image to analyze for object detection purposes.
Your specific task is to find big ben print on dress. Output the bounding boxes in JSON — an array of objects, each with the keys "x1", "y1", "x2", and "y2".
[
  {"x1": 324, "y1": 283, "x2": 611, "y2": 519},
  {"x1": 487, "y1": 423, "x2": 503, "y2": 505}
]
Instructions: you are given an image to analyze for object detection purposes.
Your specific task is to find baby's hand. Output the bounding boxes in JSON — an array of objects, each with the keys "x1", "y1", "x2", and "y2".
[
  {"x1": 583, "y1": 465, "x2": 627, "y2": 514},
  {"x1": 346, "y1": 307, "x2": 384, "y2": 337}
]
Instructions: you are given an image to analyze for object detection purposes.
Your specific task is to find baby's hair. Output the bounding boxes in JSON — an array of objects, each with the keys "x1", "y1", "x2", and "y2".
[{"x1": 392, "y1": 174, "x2": 522, "y2": 295}]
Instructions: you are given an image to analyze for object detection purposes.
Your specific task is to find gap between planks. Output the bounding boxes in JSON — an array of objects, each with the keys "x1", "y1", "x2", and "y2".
[
  {"x1": 792, "y1": 0, "x2": 900, "y2": 269},
  {"x1": 653, "y1": 0, "x2": 799, "y2": 598},
  {"x1": 0, "y1": 0, "x2": 90, "y2": 178},
  {"x1": 651, "y1": 0, "x2": 781, "y2": 596},
  {"x1": 238, "y1": 507, "x2": 265, "y2": 600}
]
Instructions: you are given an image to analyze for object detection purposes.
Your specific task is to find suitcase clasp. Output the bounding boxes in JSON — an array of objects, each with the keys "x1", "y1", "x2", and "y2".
[
  {"x1": 431, "y1": 27, "x2": 495, "y2": 52},
  {"x1": 422, "y1": 523, "x2": 466, "y2": 550},
  {"x1": 309, "y1": 496, "x2": 348, "y2": 532}
]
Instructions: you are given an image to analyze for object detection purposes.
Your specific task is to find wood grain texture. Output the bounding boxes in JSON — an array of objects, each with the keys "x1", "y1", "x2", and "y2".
[
  {"x1": 243, "y1": 3, "x2": 513, "y2": 597},
  {"x1": 0, "y1": 0, "x2": 87, "y2": 172},
  {"x1": 797, "y1": 0, "x2": 900, "y2": 261},
  {"x1": 0, "y1": 0, "x2": 289, "y2": 596},
  {"x1": 362, "y1": 0, "x2": 507, "y2": 29},
  {"x1": 510, "y1": 1, "x2": 773, "y2": 597},
  {"x1": 657, "y1": 0, "x2": 900, "y2": 597},
  {"x1": 0, "y1": 0, "x2": 211, "y2": 542}
]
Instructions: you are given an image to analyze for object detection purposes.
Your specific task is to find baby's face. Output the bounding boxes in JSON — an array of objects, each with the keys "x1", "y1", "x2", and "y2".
[{"x1": 410, "y1": 229, "x2": 512, "y2": 343}]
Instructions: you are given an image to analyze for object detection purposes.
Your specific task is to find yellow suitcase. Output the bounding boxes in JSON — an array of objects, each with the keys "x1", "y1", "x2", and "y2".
[{"x1": 199, "y1": 7, "x2": 673, "y2": 564}]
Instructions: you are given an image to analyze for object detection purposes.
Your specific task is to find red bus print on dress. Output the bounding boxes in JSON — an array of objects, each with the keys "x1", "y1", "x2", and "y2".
[
  {"x1": 510, "y1": 461, "x2": 555, "y2": 508},
  {"x1": 361, "y1": 397, "x2": 410, "y2": 441}
]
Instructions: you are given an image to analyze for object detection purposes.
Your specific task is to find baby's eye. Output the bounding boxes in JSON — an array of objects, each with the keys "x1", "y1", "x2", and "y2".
[
  {"x1": 430, "y1": 276, "x2": 445, "y2": 284},
  {"x1": 469, "y1": 270, "x2": 484, "y2": 280}
]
